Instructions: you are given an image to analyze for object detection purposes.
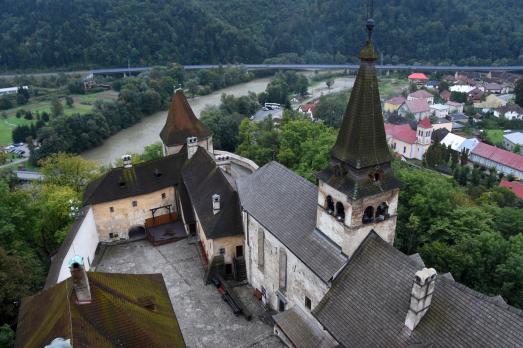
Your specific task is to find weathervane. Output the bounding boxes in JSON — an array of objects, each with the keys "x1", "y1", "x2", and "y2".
[{"x1": 366, "y1": 0, "x2": 375, "y2": 41}]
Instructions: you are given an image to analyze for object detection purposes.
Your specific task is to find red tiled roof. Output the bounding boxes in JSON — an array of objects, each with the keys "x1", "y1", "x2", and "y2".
[
  {"x1": 300, "y1": 103, "x2": 317, "y2": 113},
  {"x1": 499, "y1": 181, "x2": 523, "y2": 200},
  {"x1": 408, "y1": 73, "x2": 429, "y2": 80},
  {"x1": 409, "y1": 90, "x2": 433, "y2": 99},
  {"x1": 418, "y1": 117, "x2": 432, "y2": 129},
  {"x1": 385, "y1": 123, "x2": 417, "y2": 144},
  {"x1": 440, "y1": 90, "x2": 451, "y2": 101},
  {"x1": 404, "y1": 99, "x2": 430, "y2": 114},
  {"x1": 471, "y1": 142, "x2": 523, "y2": 172},
  {"x1": 385, "y1": 96, "x2": 406, "y2": 105}
]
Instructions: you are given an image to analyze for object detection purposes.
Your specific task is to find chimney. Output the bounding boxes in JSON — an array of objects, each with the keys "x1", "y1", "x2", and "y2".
[
  {"x1": 68, "y1": 256, "x2": 92, "y2": 304},
  {"x1": 404, "y1": 267, "x2": 437, "y2": 332},
  {"x1": 215, "y1": 154, "x2": 231, "y2": 174},
  {"x1": 187, "y1": 136, "x2": 198, "y2": 159},
  {"x1": 212, "y1": 194, "x2": 221, "y2": 214},
  {"x1": 122, "y1": 154, "x2": 132, "y2": 168}
]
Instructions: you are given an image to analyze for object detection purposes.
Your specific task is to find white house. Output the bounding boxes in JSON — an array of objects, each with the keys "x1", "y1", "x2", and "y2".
[
  {"x1": 0, "y1": 86, "x2": 28, "y2": 96},
  {"x1": 446, "y1": 101, "x2": 464, "y2": 114},
  {"x1": 503, "y1": 132, "x2": 523, "y2": 154},
  {"x1": 450, "y1": 85, "x2": 476, "y2": 94},
  {"x1": 493, "y1": 104, "x2": 523, "y2": 120},
  {"x1": 430, "y1": 103, "x2": 450, "y2": 118}
]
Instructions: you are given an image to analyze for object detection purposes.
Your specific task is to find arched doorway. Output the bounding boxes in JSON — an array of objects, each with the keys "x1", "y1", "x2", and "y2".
[{"x1": 128, "y1": 225, "x2": 146, "y2": 240}]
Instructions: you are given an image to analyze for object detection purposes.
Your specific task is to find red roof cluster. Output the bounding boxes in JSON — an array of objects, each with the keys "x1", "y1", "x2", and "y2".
[
  {"x1": 499, "y1": 181, "x2": 523, "y2": 200},
  {"x1": 409, "y1": 90, "x2": 433, "y2": 99},
  {"x1": 418, "y1": 117, "x2": 432, "y2": 129},
  {"x1": 384, "y1": 123, "x2": 417, "y2": 144},
  {"x1": 472, "y1": 142, "x2": 523, "y2": 172},
  {"x1": 408, "y1": 73, "x2": 429, "y2": 80}
]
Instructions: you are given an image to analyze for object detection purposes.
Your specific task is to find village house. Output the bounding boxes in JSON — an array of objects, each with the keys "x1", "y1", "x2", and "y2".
[
  {"x1": 399, "y1": 99, "x2": 431, "y2": 120},
  {"x1": 439, "y1": 90, "x2": 451, "y2": 101},
  {"x1": 468, "y1": 87, "x2": 485, "y2": 103},
  {"x1": 440, "y1": 133, "x2": 479, "y2": 153},
  {"x1": 432, "y1": 117, "x2": 453, "y2": 132},
  {"x1": 429, "y1": 103, "x2": 450, "y2": 118},
  {"x1": 408, "y1": 72, "x2": 429, "y2": 87},
  {"x1": 298, "y1": 99, "x2": 319, "y2": 119},
  {"x1": 446, "y1": 100, "x2": 464, "y2": 114},
  {"x1": 503, "y1": 132, "x2": 523, "y2": 154},
  {"x1": 484, "y1": 82, "x2": 505, "y2": 94},
  {"x1": 407, "y1": 89, "x2": 434, "y2": 105},
  {"x1": 474, "y1": 94, "x2": 507, "y2": 109},
  {"x1": 494, "y1": 104, "x2": 523, "y2": 120},
  {"x1": 385, "y1": 117, "x2": 433, "y2": 160},
  {"x1": 499, "y1": 180, "x2": 523, "y2": 200},
  {"x1": 450, "y1": 84, "x2": 476, "y2": 94},
  {"x1": 470, "y1": 142, "x2": 523, "y2": 179},
  {"x1": 383, "y1": 96, "x2": 406, "y2": 113}
]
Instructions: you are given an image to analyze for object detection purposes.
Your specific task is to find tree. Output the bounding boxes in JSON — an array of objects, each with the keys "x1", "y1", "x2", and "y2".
[
  {"x1": 450, "y1": 91, "x2": 468, "y2": 103},
  {"x1": 23, "y1": 110, "x2": 33, "y2": 120},
  {"x1": 16, "y1": 86, "x2": 29, "y2": 105},
  {"x1": 513, "y1": 144, "x2": 521, "y2": 154},
  {"x1": 314, "y1": 92, "x2": 348, "y2": 127},
  {"x1": 515, "y1": 78, "x2": 523, "y2": 108},
  {"x1": 39, "y1": 153, "x2": 100, "y2": 194},
  {"x1": 0, "y1": 324, "x2": 15, "y2": 348},
  {"x1": 185, "y1": 79, "x2": 199, "y2": 97},
  {"x1": 201, "y1": 107, "x2": 242, "y2": 152},
  {"x1": 51, "y1": 98, "x2": 63, "y2": 117},
  {"x1": 438, "y1": 80, "x2": 449, "y2": 92},
  {"x1": 459, "y1": 165, "x2": 470, "y2": 185},
  {"x1": 65, "y1": 96, "x2": 74, "y2": 108},
  {"x1": 0, "y1": 97, "x2": 13, "y2": 110},
  {"x1": 140, "y1": 143, "x2": 163, "y2": 162},
  {"x1": 325, "y1": 79, "x2": 334, "y2": 90}
]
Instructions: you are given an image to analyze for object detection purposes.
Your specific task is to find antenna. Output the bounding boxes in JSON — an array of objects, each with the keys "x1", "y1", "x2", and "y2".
[{"x1": 366, "y1": 0, "x2": 375, "y2": 41}]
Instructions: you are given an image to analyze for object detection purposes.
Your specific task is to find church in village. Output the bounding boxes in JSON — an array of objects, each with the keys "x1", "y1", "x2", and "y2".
[{"x1": 14, "y1": 14, "x2": 523, "y2": 348}]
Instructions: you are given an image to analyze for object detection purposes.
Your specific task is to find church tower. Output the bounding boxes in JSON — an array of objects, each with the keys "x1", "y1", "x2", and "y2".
[
  {"x1": 315, "y1": 10, "x2": 401, "y2": 257},
  {"x1": 160, "y1": 89, "x2": 213, "y2": 155}
]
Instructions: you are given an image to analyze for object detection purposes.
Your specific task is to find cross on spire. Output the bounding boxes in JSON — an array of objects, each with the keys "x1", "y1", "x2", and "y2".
[{"x1": 366, "y1": 0, "x2": 375, "y2": 41}]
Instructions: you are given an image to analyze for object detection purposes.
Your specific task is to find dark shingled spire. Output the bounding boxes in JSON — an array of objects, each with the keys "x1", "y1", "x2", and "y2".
[
  {"x1": 160, "y1": 89, "x2": 211, "y2": 147},
  {"x1": 316, "y1": 4, "x2": 401, "y2": 201},
  {"x1": 330, "y1": 9, "x2": 391, "y2": 169}
]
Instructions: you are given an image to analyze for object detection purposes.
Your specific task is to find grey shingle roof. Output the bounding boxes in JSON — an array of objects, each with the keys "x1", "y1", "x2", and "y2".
[
  {"x1": 182, "y1": 147, "x2": 243, "y2": 239},
  {"x1": 313, "y1": 232, "x2": 523, "y2": 348},
  {"x1": 237, "y1": 161, "x2": 347, "y2": 283}
]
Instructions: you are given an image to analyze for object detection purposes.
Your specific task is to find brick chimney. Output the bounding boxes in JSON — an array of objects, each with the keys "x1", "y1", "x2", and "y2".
[
  {"x1": 187, "y1": 136, "x2": 198, "y2": 159},
  {"x1": 122, "y1": 154, "x2": 132, "y2": 168},
  {"x1": 212, "y1": 194, "x2": 221, "y2": 214},
  {"x1": 215, "y1": 154, "x2": 231, "y2": 174},
  {"x1": 68, "y1": 256, "x2": 92, "y2": 305},
  {"x1": 404, "y1": 267, "x2": 437, "y2": 331}
]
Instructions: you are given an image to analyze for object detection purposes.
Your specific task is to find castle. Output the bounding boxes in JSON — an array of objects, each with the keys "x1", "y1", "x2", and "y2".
[{"x1": 15, "y1": 15, "x2": 523, "y2": 348}]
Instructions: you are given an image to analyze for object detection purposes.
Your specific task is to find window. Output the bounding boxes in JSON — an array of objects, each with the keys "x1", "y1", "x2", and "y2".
[
  {"x1": 161, "y1": 192, "x2": 166, "y2": 199},
  {"x1": 403, "y1": 146, "x2": 406, "y2": 153},
  {"x1": 375, "y1": 202, "x2": 389, "y2": 221},
  {"x1": 109, "y1": 233, "x2": 114, "y2": 238},
  {"x1": 305, "y1": 296, "x2": 312, "y2": 310},
  {"x1": 219, "y1": 248, "x2": 225, "y2": 255},
  {"x1": 326, "y1": 196, "x2": 335, "y2": 214},
  {"x1": 258, "y1": 228, "x2": 265, "y2": 270},
  {"x1": 362, "y1": 206, "x2": 374, "y2": 224},
  {"x1": 335, "y1": 202, "x2": 345, "y2": 222},
  {"x1": 132, "y1": 200, "x2": 137, "y2": 207},
  {"x1": 279, "y1": 249, "x2": 287, "y2": 291},
  {"x1": 109, "y1": 206, "x2": 114, "y2": 213}
]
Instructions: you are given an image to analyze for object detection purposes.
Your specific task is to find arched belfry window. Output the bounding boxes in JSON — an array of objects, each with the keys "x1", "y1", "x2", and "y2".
[
  {"x1": 375, "y1": 202, "x2": 389, "y2": 221},
  {"x1": 336, "y1": 202, "x2": 345, "y2": 222},
  {"x1": 326, "y1": 196, "x2": 335, "y2": 214},
  {"x1": 362, "y1": 206, "x2": 374, "y2": 224}
]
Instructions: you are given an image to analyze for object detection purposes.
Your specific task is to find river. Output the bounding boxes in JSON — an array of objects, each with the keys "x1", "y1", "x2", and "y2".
[{"x1": 81, "y1": 77, "x2": 272, "y2": 165}]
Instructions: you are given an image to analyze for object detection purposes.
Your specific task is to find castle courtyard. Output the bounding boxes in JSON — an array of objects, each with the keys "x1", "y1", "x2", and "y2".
[{"x1": 95, "y1": 239, "x2": 284, "y2": 348}]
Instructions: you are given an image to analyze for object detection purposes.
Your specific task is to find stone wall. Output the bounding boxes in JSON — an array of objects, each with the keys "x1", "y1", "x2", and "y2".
[
  {"x1": 244, "y1": 212, "x2": 329, "y2": 314},
  {"x1": 92, "y1": 187, "x2": 176, "y2": 241},
  {"x1": 317, "y1": 182, "x2": 399, "y2": 256}
]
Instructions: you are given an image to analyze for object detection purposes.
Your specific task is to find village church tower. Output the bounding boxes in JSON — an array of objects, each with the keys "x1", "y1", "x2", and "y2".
[{"x1": 315, "y1": 16, "x2": 402, "y2": 257}]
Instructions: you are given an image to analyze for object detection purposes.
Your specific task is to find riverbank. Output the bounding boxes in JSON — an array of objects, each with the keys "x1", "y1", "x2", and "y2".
[{"x1": 81, "y1": 77, "x2": 272, "y2": 165}]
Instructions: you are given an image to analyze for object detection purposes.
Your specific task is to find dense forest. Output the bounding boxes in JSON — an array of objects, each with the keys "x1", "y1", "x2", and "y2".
[{"x1": 1, "y1": 0, "x2": 523, "y2": 70}]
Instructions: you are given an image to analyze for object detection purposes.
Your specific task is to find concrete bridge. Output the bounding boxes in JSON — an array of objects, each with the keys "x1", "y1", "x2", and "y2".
[{"x1": 89, "y1": 64, "x2": 523, "y2": 76}]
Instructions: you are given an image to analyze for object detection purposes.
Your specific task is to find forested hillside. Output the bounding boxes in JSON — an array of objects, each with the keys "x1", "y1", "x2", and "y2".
[{"x1": 1, "y1": 0, "x2": 523, "y2": 70}]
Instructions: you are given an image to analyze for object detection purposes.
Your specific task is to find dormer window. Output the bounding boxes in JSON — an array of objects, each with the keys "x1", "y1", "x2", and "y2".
[
  {"x1": 326, "y1": 196, "x2": 335, "y2": 214},
  {"x1": 335, "y1": 202, "x2": 345, "y2": 222}
]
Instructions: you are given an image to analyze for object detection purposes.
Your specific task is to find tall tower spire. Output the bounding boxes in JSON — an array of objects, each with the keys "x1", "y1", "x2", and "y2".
[{"x1": 315, "y1": 2, "x2": 401, "y2": 257}]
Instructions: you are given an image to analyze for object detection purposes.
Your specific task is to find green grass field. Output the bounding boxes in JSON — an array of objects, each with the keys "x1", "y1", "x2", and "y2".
[
  {"x1": 484, "y1": 129, "x2": 504, "y2": 147},
  {"x1": 379, "y1": 78, "x2": 409, "y2": 100},
  {"x1": 0, "y1": 91, "x2": 117, "y2": 146}
]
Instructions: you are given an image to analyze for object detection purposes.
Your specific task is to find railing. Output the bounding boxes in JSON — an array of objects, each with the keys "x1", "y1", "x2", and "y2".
[{"x1": 144, "y1": 212, "x2": 177, "y2": 228}]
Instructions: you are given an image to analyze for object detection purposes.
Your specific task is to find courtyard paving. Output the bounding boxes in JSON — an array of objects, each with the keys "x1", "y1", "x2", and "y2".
[{"x1": 96, "y1": 239, "x2": 284, "y2": 348}]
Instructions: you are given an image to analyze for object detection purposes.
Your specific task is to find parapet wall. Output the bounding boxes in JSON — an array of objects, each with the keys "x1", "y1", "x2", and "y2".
[
  {"x1": 214, "y1": 150, "x2": 259, "y2": 173},
  {"x1": 44, "y1": 206, "x2": 100, "y2": 288}
]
